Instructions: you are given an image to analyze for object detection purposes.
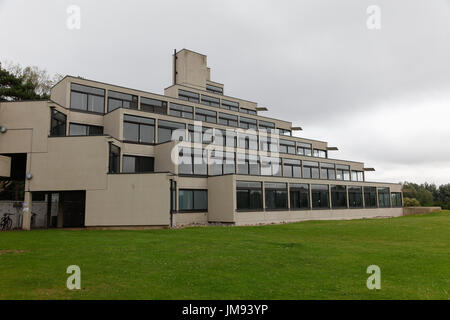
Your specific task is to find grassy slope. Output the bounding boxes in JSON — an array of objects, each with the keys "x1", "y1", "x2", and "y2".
[{"x1": 0, "y1": 211, "x2": 449, "y2": 300}]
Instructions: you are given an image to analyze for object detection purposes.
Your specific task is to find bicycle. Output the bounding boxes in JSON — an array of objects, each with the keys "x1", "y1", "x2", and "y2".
[{"x1": 0, "y1": 213, "x2": 14, "y2": 231}]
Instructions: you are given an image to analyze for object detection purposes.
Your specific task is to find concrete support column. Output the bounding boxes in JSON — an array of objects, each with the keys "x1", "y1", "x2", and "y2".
[{"x1": 22, "y1": 191, "x2": 32, "y2": 230}]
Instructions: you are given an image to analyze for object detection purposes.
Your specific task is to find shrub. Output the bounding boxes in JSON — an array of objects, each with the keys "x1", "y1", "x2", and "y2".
[{"x1": 403, "y1": 197, "x2": 420, "y2": 207}]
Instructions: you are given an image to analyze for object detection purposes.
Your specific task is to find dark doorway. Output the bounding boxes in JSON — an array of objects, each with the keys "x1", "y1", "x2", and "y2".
[{"x1": 61, "y1": 191, "x2": 86, "y2": 228}]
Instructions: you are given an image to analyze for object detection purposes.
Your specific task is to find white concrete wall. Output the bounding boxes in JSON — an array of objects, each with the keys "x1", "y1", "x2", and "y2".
[{"x1": 234, "y1": 208, "x2": 404, "y2": 226}]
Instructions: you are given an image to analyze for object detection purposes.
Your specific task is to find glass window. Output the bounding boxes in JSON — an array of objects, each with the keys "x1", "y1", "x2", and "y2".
[
  {"x1": 364, "y1": 186, "x2": 377, "y2": 208},
  {"x1": 260, "y1": 134, "x2": 278, "y2": 152},
  {"x1": 278, "y1": 128, "x2": 291, "y2": 136},
  {"x1": 178, "y1": 147, "x2": 207, "y2": 175},
  {"x1": 283, "y1": 159, "x2": 301, "y2": 178},
  {"x1": 206, "y1": 84, "x2": 223, "y2": 95},
  {"x1": 391, "y1": 192, "x2": 402, "y2": 207},
  {"x1": 69, "y1": 123, "x2": 103, "y2": 136},
  {"x1": 169, "y1": 103, "x2": 193, "y2": 119},
  {"x1": 218, "y1": 112, "x2": 238, "y2": 127},
  {"x1": 313, "y1": 149, "x2": 327, "y2": 158},
  {"x1": 122, "y1": 155, "x2": 154, "y2": 173},
  {"x1": 261, "y1": 157, "x2": 282, "y2": 176},
  {"x1": 225, "y1": 129, "x2": 237, "y2": 148},
  {"x1": 236, "y1": 181, "x2": 262, "y2": 210},
  {"x1": 178, "y1": 89, "x2": 199, "y2": 103},
  {"x1": 123, "y1": 115, "x2": 155, "y2": 143},
  {"x1": 236, "y1": 154, "x2": 259, "y2": 175},
  {"x1": 50, "y1": 109, "x2": 66, "y2": 136},
  {"x1": 303, "y1": 161, "x2": 319, "y2": 179},
  {"x1": 210, "y1": 151, "x2": 235, "y2": 175},
  {"x1": 311, "y1": 184, "x2": 329, "y2": 209},
  {"x1": 279, "y1": 139, "x2": 296, "y2": 154},
  {"x1": 109, "y1": 144, "x2": 120, "y2": 174},
  {"x1": 239, "y1": 116, "x2": 257, "y2": 129},
  {"x1": 297, "y1": 142, "x2": 312, "y2": 156},
  {"x1": 238, "y1": 133, "x2": 258, "y2": 150},
  {"x1": 140, "y1": 97, "x2": 167, "y2": 114},
  {"x1": 241, "y1": 108, "x2": 257, "y2": 115},
  {"x1": 320, "y1": 163, "x2": 335, "y2": 180},
  {"x1": 331, "y1": 185, "x2": 347, "y2": 208},
  {"x1": 179, "y1": 189, "x2": 208, "y2": 211},
  {"x1": 200, "y1": 95, "x2": 220, "y2": 107},
  {"x1": 336, "y1": 164, "x2": 350, "y2": 181},
  {"x1": 265, "y1": 182, "x2": 288, "y2": 210},
  {"x1": 195, "y1": 107, "x2": 217, "y2": 123},
  {"x1": 158, "y1": 120, "x2": 185, "y2": 143},
  {"x1": 351, "y1": 170, "x2": 364, "y2": 182},
  {"x1": 290, "y1": 183, "x2": 310, "y2": 209},
  {"x1": 188, "y1": 125, "x2": 213, "y2": 144},
  {"x1": 258, "y1": 120, "x2": 275, "y2": 131},
  {"x1": 221, "y1": 99, "x2": 239, "y2": 111},
  {"x1": 378, "y1": 187, "x2": 391, "y2": 208},
  {"x1": 70, "y1": 83, "x2": 105, "y2": 113},
  {"x1": 348, "y1": 186, "x2": 363, "y2": 208},
  {"x1": 108, "y1": 90, "x2": 138, "y2": 112}
]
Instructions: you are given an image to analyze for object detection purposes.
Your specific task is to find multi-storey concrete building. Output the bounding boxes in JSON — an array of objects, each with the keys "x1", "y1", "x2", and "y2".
[{"x1": 0, "y1": 49, "x2": 403, "y2": 230}]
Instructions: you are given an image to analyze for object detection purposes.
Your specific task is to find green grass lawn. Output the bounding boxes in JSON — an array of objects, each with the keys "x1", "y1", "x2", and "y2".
[{"x1": 0, "y1": 211, "x2": 449, "y2": 300}]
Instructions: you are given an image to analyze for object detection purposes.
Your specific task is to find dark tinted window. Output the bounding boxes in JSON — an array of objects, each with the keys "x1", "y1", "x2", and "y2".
[
  {"x1": 70, "y1": 83, "x2": 105, "y2": 113},
  {"x1": 158, "y1": 120, "x2": 185, "y2": 143},
  {"x1": 349, "y1": 186, "x2": 363, "y2": 208},
  {"x1": 108, "y1": 90, "x2": 138, "y2": 112},
  {"x1": 109, "y1": 144, "x2": 121, "y2": 174},
  {"x1": 364, "y1": 186, "x2": 377, "y2": 208},
  {"x1": 200, "y1": 95, "x2": 220, "y2": 107},
  {"x1": 178, "y1": 89, "x2": 199, "y2": 102},
  {"x1": 331, "y1": 185, "x2": 347, "y2": 208},
  {"x1": 140, "y1": 97, "x2": 167, "y2": 114},
  {"x1": 236, "y1": 181, "x2": 262, "y2": 210},
  {"x1": 265, "y1": 182, "x2": 288, "y2": 210},
  {"x1": 122, "y1": 155, "x2": 154, "y2": 173},
  {"x1": 311, "y1": 184, "x2": 329, "y2": 209},
  {"x1": 123, "y1": 115, "x2": 155, "y2": 144},
  {"x1": 69, "y1": 123, "x2": 103, "y2": 136},
  {"x1": 50, "y1": 109, "x2": 66, "y2": 136},
  {"x1": 179, "y1": 189, "x2": 208, "y2": 211},
  {"x1": 290, "y1": 183, "x2": 309, "y2": 209}
]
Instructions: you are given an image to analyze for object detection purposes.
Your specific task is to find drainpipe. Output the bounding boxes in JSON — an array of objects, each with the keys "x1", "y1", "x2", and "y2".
[{"x1": 169, "y1": 179, "x2": 176, "y2": 228}]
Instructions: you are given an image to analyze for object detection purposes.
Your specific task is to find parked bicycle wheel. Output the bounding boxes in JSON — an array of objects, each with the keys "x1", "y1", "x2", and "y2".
[{"x1": 5, "y1": 218, "x2": 12, "y2": 230}]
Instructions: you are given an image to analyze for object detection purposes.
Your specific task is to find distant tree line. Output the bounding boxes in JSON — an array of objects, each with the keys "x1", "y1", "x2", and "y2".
[{"x1": 402, "y1": 182, "x2": 450, "y2": 209}]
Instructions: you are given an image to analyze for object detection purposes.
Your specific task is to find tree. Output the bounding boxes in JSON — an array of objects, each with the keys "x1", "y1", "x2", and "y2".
[
  {"x1": 402, "y1": 182, "x2": 434, "y2": 206},
  {"x1": 0, "y1": 60, "x2": 63, "y2": 101},
  {"x1": 0, "y1": 66, "x2": 42, "y2": 101}
]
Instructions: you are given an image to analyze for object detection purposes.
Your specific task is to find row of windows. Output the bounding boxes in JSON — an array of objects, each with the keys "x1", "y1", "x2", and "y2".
[
  {"x1": 69, "y1": 83, "x2": 292, "y2": 139},
  {"x1": 177, "y1": 147, "x2": 363, "y2": 181},
  {"x1": 236, "y1": 181, "x2": 402, "y2": 211},
  {"x1": 121, "y1": 115, "x2": 325, "y2": 158},
  {"x1": 178, "y1": 89, "x2": 256, "y2": 116}
]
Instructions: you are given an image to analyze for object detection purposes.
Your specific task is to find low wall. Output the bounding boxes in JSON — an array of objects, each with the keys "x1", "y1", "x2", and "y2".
[
  {"x1": 234, "y1": 208, "x2": 404, "y2": 226},
  {"x1": 173, "y1": 212, "x2": 208, "y2": 227},
  {"x1": 403, "y1": 206, "x2": 442, "y2": 216}
]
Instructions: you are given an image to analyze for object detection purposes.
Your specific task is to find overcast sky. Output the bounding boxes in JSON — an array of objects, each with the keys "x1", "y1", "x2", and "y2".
[{"x1": 1, "y1": 0, "x2": 450, "y2": 185}]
